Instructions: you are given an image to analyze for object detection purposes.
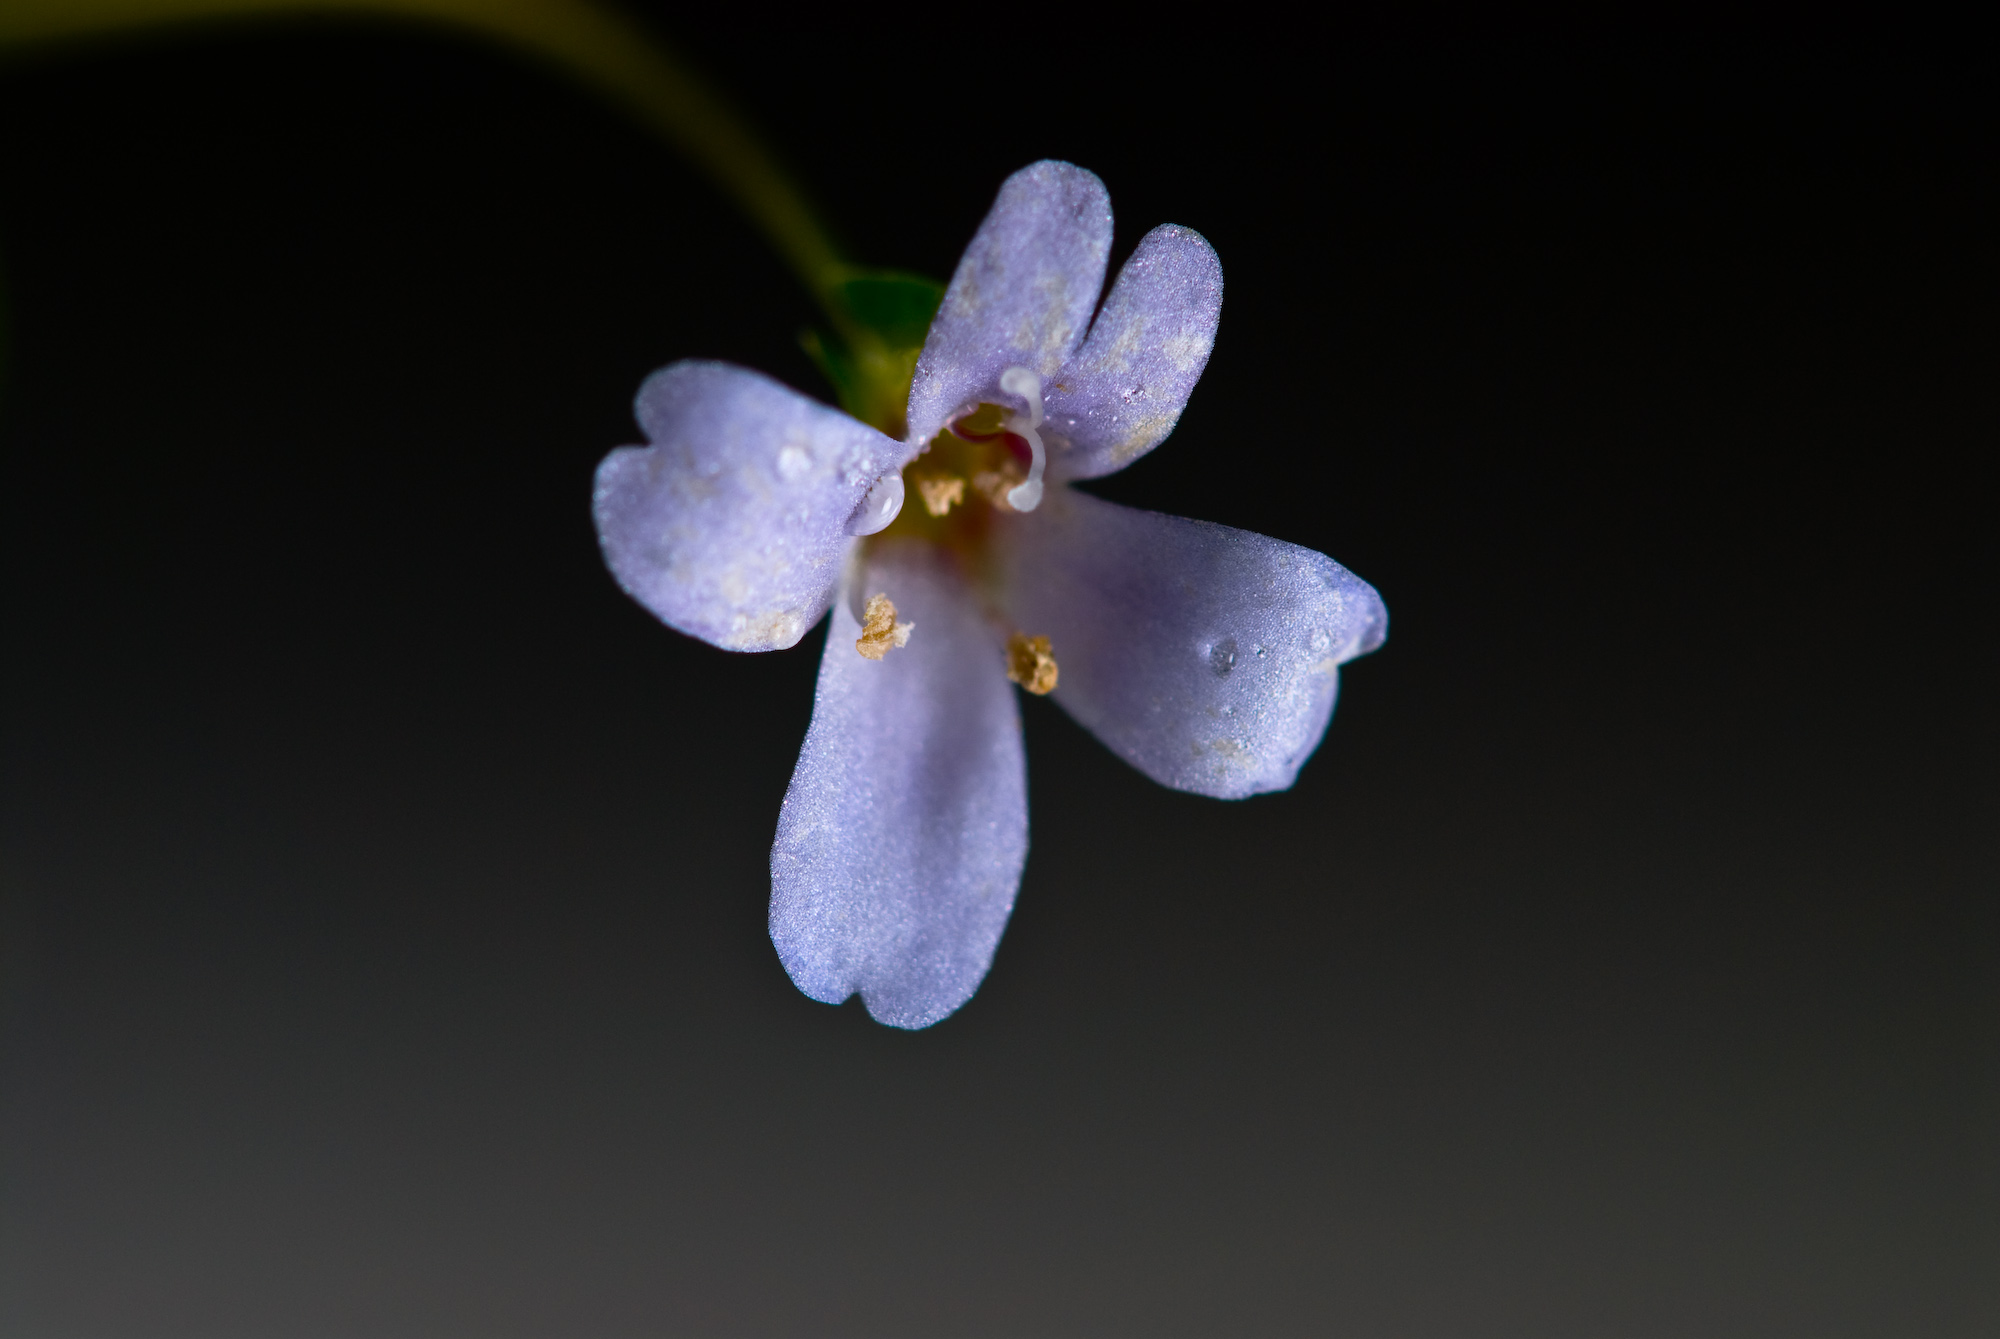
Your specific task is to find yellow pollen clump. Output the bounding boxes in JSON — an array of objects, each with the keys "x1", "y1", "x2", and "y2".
[
  {"x1": 915, "y1": 474, "x2": 967, "y2": 517},
  {"x1": 1006, "y1": 633, "x2": 1058, "y2": 695},
  {"x1": 872, "y1": 403, "x2": 1034, "y2": 548},
  {"x1": 855, "y1": 593, "x2": 913, "y2": 660}
]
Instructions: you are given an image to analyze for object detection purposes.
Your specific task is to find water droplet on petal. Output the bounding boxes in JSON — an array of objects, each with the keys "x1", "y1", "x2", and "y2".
[
  {"x1": 1208, "y1": 637, "x2": 1236, "y2": 678},
  {"x1": 846, "y1": 474, "x2": 905, "y2": 536}
]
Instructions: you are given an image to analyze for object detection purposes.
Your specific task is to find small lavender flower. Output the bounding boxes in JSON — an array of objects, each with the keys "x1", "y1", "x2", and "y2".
[{"x1": 594, "y1": 161, "x2": 1387, "y2": 1028}]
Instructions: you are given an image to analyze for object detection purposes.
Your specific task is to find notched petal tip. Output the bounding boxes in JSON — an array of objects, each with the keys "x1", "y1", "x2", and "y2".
[
  {"x1": 591, "y1": 360, "x2": 912, "y2": 652},
  {"x1": 992, "y1": 489, "x2": 1384, "y2": 799},
  {"x1": 1044, "y1": 222, "x2": 1225, "y2": 481},
  {"x1": 770, "y1": 543, "x2": 1028, "y2": 1029},
  {"x1": 1350, "y1": 586, "x2": 1390, "y2": 658},
  {"x1": 906, "y1": 162, "x2": 1115, "y2": 450}
]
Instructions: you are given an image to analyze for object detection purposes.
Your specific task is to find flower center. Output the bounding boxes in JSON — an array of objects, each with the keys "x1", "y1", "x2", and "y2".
[
  {"x1": 851, "y1": 369, "x2": 1059, "y2": 689},
  {"x1": 869, "y1": 367, "x2": 1052, "y2": 550}
]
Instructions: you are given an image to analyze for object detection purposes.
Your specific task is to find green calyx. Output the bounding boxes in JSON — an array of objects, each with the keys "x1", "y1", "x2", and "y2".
[{"x1": 801, "y1": 270, "x2": 945, "y2": 439}]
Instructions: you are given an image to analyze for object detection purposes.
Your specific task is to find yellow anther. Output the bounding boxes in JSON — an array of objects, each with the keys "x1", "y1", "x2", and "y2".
[
  {"x1": 1006, "y1": 633, "x2": 1058, "y2": 695},
  {"x1": 915, "y1": 474, "x2": 967, "y2": 517},
  {"x1": 855, "y1": 593, "x2": 913, "y2": 660}
]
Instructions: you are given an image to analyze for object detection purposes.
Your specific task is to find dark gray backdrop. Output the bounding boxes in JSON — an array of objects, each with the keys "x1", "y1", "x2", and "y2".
[{"x1": 2, "y1": 17, "x2": 1993, "y2": 1337}]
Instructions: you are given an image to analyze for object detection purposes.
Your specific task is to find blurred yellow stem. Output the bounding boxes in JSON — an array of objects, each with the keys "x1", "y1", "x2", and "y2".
[{"x1": 0, "y1": 0, "x2": 849, "y2": 316}]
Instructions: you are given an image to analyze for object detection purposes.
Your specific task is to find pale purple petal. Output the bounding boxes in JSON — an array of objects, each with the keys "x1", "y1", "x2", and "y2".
[
  {"x1": 906, "y1": 161, "x2": 1113, "y2": 447},
  {"x1": 991, "y1": 488, "x2": 1387, "y2": 799},
  {"x1": 592, "y1": 361, "x2": 912, "y2": 651},
  {"x1": 1043, "y1": 224, "x2": 1224, "y2": 481},
  {"x1": 770, "y1": 541, "x2": 1028, "y2": 1029}
]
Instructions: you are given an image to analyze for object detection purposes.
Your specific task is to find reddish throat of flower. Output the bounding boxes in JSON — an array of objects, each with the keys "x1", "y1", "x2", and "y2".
[{"x1": 851, "y1": 369, "x2": 1057, "y2": 690}]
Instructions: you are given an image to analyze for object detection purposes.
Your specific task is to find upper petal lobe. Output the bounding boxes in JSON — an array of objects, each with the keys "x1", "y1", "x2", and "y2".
[
  {"x1": 1044, "y1": 224, "x2": 1223, "y2": 480},
  {"x1": 592, "y1": 361, "x2": 912, "y2": 651},
  {"x1": 992, "y1": 488, "x2": 1387, "y2": 799},
  {"x1": 770, "y1": 541, "x2": 1029, "y2": 1029},
  {"x1": 906, "y1": 161, "x2": 1113, "y2": 447}
]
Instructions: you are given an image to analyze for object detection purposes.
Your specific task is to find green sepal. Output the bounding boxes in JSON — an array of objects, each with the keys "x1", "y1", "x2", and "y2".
[
  {"x1": 833, "y1": 271, "x2": 944, "y2": 350},
  {"x1": 804, "y1": 268, "x2": 946, "y2": 436},
  {"x1": 799, "y1": 326, "x2": 862, "y2": 417}
]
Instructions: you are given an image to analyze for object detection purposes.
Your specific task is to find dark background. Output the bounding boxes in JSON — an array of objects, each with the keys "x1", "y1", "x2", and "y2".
[{"x1": 2, "y1": 13, "x2": 1994, "y2": 1336}]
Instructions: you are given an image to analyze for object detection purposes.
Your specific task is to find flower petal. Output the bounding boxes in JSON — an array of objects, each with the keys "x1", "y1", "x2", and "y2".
[
  {"x1": 770, "y1": 540, "x2": 1028, "y2": 1029},
  {"x1": 992, "y1": 488, "x2": 1387, "y2": 799},
  {"x1": 906, "y1": 161, "x2": 1113, "y2": 447},
  {"x1": 592, "y1": 361, "x2": 911, "y2": 651},
  {"x1": 1043, "y1": 224, "x2": 1224, "y2": 480}
]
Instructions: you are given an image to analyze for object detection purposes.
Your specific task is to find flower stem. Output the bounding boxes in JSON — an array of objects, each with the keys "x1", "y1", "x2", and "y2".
[{"x1": 0, "y1": 0, "x2": 851, "y2": 320}]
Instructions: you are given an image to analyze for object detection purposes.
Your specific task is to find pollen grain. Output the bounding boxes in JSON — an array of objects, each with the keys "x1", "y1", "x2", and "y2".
[
  {"x1": 1006, "y1": 633, "x2": 1058, "y2": 695},
  {"x1": 915, "y1": 474, "x2": 967, "y2": 517},
  {"x1": 856, "y1": 594, "x2": 913, "y2": 660}
]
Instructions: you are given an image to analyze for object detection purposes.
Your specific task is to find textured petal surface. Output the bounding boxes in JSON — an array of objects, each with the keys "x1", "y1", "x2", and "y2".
[
  {"x1": 592, "y1": 361, "x2": 912, "y2": 651},
  {"x1": 992, "y1": 488, "x2": 1387, "y2": 799},
  {"x1": 770, "y1": 541, "x2": 1028, "y2": 1029},
  {"x1": 906, "y1": 161, "x2": 1113, "y2": 447},
  {"x1": 1043, "y1": 224, "x2": 1224, "y2": 480}
]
